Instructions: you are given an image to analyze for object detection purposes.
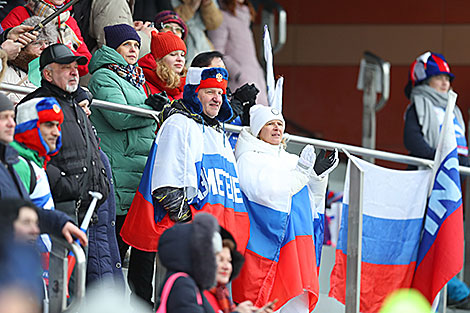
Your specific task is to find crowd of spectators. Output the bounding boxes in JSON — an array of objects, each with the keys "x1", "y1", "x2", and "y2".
[{"x1": 2, "y1": 1, "x2": 464, "y2": 313}]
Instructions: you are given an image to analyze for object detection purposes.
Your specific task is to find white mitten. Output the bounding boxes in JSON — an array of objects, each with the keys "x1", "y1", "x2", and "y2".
[{"x1": 296, "y1": 145, "x2": 316, "y2": 176}]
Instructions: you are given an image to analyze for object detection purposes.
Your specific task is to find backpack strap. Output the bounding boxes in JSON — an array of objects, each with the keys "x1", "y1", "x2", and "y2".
[
  {"x1": 156, "y1": 272, "x2": 202, "y2": 313},
  {"x1": 196, "y1": 288, "x2": 202, "y2": 305},
  {"x1": 17, "y1": 156, "x2": 36, "y2": 194},
  {"x1": 26, "y1": 159, "x2": 37, "y2": 194}
]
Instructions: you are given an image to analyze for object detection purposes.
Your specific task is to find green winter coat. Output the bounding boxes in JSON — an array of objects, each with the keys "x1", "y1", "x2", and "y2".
[{"x1": 88, "y1": 45, "x2": 157, "y2": 216}]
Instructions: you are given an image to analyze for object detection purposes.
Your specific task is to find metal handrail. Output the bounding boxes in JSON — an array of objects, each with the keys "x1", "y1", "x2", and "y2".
[
  {"x1": 48, "y1": 236, "x2": 86, "y2": 313},
  {"x1": 3, "y1": 82, "x2": 470, "y2": 176},
  {"x1": 0, "y1": 83, "x2": 161, "y2": 122},
  {"x1": 228, "y1": 124, "x2": 470, "y2": 176}
]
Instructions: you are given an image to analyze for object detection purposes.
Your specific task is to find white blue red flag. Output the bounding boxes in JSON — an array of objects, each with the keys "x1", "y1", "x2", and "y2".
[
  {"x1": 231, "y1": 151, "x2": 327, "y2": 313},
  {"x1": 411, "y1": 90, "x2": 464, "y2": 304},
  {"x1": 120, "y1": 114, "x2": 250, "y2": 253},
  {"x1": 232, "y1": 187, "x2": 320, "y2": 312},
  {"x1": 329, "y1": 155, "x2": 431, "y2": 312}
]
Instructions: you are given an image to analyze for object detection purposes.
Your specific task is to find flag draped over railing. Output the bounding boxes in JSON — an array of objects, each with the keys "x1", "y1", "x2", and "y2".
[
  {"x1": 329, "y1": 90, "x2": 464, "y2": 312},
  {"x1": 329, "y1": 156, "x2": 431, "y2": 312}
]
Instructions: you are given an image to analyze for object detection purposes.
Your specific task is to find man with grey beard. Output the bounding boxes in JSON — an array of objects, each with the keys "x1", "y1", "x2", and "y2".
[{"x1": 19, "y1": 44, "x2": 109, "y2": 224}]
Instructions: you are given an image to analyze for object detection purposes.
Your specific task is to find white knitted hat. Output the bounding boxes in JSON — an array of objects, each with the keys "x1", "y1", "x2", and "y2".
[{"x1": 249, "y1": 104, "x2": 284, "y2": 137}]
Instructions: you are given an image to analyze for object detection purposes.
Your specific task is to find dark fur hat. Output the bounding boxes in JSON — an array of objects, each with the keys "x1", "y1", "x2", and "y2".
[
  {"x1": 190, "y1": 213, "x2": 220, "y2": 290},
  {"x1": 158, "y1": 213, "x2": 220, "y2": 290}
]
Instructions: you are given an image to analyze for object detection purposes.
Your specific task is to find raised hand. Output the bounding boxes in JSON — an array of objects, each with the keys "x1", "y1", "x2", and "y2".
[{"x1": 314, "y1": 148, "x2": 339, "y2": 177}]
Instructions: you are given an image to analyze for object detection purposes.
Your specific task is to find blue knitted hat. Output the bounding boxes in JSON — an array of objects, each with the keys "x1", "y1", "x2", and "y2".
[{"x1": 104, "y1": 24, "x2": 141, "y2": 50}]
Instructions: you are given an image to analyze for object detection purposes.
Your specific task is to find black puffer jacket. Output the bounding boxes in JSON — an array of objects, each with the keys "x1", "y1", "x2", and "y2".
[
  {"x1": 157, "y1": 213, "x2": 219, "y2": 313},
  {"x1": 19, "y1": 81, "x2": 109, "y2": 218}
]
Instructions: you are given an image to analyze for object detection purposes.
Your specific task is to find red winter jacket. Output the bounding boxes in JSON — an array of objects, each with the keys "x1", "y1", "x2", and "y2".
[
  {"x1": 138, "y1": 53, "x2": 184, "y2": 99},
  {"x1": 1, "y1": 0, "x2": 91, "y2": 76}
]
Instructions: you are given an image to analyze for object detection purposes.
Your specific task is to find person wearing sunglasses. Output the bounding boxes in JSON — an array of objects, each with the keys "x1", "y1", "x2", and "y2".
[{"x1": 154, "y1": 10, "x2": 188, "y2": 40}]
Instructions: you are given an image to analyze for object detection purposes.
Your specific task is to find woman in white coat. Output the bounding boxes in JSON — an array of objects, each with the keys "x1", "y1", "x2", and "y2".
[{"x1": 232, "y1": 104, "x2": 338, "y2": 313}]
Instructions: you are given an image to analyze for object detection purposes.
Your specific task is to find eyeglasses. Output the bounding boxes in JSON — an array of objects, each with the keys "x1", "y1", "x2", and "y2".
[
  {"x1": 30, "y1": 41, "x2": 51, "y2": 48},
  {"x1": 161, "y1": 23, "x2": 184, "y2": 37}
]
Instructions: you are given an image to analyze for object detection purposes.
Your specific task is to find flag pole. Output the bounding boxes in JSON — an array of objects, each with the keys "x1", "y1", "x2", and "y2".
[{"x1": 343, "y1": 149, "x2": 365, "y2": 313}]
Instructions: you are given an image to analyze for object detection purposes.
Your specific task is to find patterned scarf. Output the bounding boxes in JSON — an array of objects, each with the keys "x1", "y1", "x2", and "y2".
[
  {"x1": 107, "y1": 63, "x2": 146, "y2": 89},
  {"x1": 26, "y1": 0, "x2": 82, "y2": 52},
  {"x1": 209, "y1": 285, "x2": 236, "y2": 313}
]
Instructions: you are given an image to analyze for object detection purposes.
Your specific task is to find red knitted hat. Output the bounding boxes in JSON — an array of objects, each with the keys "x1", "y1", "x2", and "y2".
[{"x1": 150, "y1": 31, "x2": 187, "y2": 61}]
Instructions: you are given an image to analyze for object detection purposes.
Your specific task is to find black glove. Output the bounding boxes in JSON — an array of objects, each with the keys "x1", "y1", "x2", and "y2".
[
  {"x1": 153, "y1": 187, "x2": 191, "y2": 223},
  {"x1": 145, "y1": 91, "x2": 170, "y2": 111},
  {"x1": 314, "y1": 149, "x2": 337, "y2": 176},
  {"x1": 231, "y1": 83, "x2": 259, "y2": 126},
  {"x1": 459, "y1": 154, "x2": 470, "y2": 167}
]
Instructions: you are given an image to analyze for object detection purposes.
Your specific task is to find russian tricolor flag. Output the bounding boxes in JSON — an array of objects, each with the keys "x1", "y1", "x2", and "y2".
[
  {"x1": 329, "y1": 156, "x2": 432, "y2": 312},
  {"x1": 120, "y1": 118, "x2": 250, "y2": 253},
  {"x1": 411, "y1": 90, "x2": 464, "y2": 305},
  {"x1": 120, "y1": 140, "x2": 166, "y2": 252},
  {"x1": 232, "y1": 185, "x2": 320, "y2": 312}
]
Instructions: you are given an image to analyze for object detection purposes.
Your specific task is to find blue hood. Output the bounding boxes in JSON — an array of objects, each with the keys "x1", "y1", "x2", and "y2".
[{"x1": 182, "y1": 67, "x2": 233, "y2": 123}]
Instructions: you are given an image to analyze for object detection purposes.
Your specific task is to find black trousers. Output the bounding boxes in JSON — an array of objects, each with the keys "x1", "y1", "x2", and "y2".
[
  {"x1": 128, "y1": 247, "x2": 156, "y2": 307},
  {"x1": 115, "y1": 215, "x2": 129, "y2": 262},
  {"x1": 115, "y1": 215, "x2": 156, "y2": 307}
]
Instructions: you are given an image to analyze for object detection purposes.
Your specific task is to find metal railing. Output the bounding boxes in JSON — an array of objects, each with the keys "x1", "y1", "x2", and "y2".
[
  {"x1": 48, "y1": 236, "x2": 86, "y2": 313},
  {"x1": 2, "y1": 82, "x2": 470, "y2": 176},
  {"x1": 344, "y1": 153, "x2": 363, "y2": 313}
]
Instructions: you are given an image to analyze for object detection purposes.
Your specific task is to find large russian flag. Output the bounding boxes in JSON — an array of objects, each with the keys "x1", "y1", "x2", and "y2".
[
  {"x1": 232, "y1": 185, "x2": 320, "y2": 312},
  {"x1": 411, "y1": 90, "x2": 464, "y2": 304},
  {"x1": 329, "y1": 156, "x2": 431, "y2": 312},
  {"x1": 120, "y1": 114, "x2": 250, "y2": 253}
]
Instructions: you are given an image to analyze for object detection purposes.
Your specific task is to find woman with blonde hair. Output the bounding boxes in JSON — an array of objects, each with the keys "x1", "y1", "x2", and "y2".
[{"x1": 139, "y1": 31, "x2": 187, "y2": 100}]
